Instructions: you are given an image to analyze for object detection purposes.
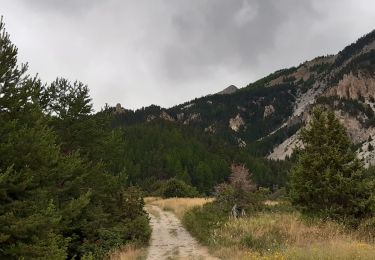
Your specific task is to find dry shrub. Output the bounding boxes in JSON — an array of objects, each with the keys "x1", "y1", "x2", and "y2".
[{"x1": 229, "y1": 164, "x2": 256, "y2": 193}]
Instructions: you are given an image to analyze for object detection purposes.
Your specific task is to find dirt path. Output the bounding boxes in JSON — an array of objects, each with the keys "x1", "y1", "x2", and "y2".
[{"x1": 145, "y1": 205, "x2": 218, "y2": 260}]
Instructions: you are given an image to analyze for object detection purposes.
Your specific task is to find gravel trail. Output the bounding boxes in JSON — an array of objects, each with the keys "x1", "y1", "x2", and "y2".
[{"x1": 145, "y1": 205, "x2": 218, "y2": 260}]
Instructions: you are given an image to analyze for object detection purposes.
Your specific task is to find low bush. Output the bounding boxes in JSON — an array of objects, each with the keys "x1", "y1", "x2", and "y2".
[{"x1": 161, "y1": 178, "x2": 199, "y2": 198}]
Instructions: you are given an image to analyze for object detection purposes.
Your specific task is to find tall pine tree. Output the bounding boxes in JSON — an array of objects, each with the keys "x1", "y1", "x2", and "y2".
[
  {"x1": 0, "y1": 17, "x2": 150, "y2": 259},
  {"x1": 289, "y1": 108, "x2": 375, "y2": 222}
]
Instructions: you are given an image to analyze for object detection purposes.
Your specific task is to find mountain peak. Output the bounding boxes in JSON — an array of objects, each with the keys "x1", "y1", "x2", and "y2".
[{"x1": 217, "y1": 85, "x2": 238, "y2": 95}]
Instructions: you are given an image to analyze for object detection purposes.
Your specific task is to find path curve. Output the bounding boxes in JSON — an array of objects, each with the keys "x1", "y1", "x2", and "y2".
[{"x1": 145, "y1": 205, "x2": 218, "y2": 260}]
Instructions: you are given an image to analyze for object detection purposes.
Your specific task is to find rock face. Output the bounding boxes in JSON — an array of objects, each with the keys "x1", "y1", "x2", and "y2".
[
  {"x1": 183, "y1": 113, "x2": 201, "y2": 125},
  {"x1": 236, "y1": 137, "x2": 247, "y2": 148},
  {"x1": 263, "y1": 105, "x2": 275, "y2": 118},
  {"x1": 204, "y1": 124, "x2": 216, "y2": 133},
  {"x1": 325, "y1": 72, "x2": 375, "y2": 100},
  {"x1": 146, "y1": 115, "x2": 156, "y2": 122},
  {"x1": 176, "y1": 113, "x2": 185, "y2": 121},
  {"x1": 357, "y1": 131, "x2": 375, "y2": 167},
  {"x1": 160, "y1": 111, "x2": 175, "y2": 121},
  {"x1": 217, "y1": 85, "x2": 238, "y2": 95},
  {"x1": 182, "y1": 103, "x2": 194, "y2": 110},
  {"x1": 229, "y1": 114, "x2": 245, "y2": 132},
  {"x1": 115, "y1": 103, "x2": 126, "y2": 114},
  {"x1": 334, "y1": 111, "x2": 370, "y2": 144},
  {"x1": 268, "y1": 131, "x2": 302, "y2": 160}
]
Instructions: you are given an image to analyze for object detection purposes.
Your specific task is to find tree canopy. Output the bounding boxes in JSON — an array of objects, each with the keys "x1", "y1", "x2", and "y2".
[{"x1": 288, "y1": 108, "x2": 375, "y2": 223}]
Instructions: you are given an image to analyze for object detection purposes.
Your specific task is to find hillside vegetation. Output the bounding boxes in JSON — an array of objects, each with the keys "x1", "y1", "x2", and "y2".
[
  {"x1": 0, "y1": 19, "x2": 150, "y2": 259},
  {"x1": 180, "y1": 109, "x2": 375, "y2": 259},
  {"x1": 2, "y1": 11, "x2": 375, "y2": 259}
]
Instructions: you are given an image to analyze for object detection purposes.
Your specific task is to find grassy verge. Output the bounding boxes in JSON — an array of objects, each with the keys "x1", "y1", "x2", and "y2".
[{"x1": 182, "y1": 200, "x2": 375, "y2": 260}]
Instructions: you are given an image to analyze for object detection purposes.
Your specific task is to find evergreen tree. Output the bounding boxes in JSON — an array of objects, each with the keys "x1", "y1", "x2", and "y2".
[
  {"x1": 0, "y1": 18, "x2": 71, "y2": 258},
  {"x1": 288, "y1": 108, "x2": 375, "y2": 222},
  {"x1": 0, "y1": 18, "x2": 150, "y2": 259}
]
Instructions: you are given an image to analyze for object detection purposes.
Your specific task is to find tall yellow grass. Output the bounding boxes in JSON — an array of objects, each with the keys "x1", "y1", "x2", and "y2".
[
  {"x1": 145, "y1": 197, "x2": 213, "y2": 219},
  {"x1": 211, "y1": 212, "x2": 375, "y2": 259},
  {"x1": 144, "y1": 197, "x2": 375, "y2": 259}
]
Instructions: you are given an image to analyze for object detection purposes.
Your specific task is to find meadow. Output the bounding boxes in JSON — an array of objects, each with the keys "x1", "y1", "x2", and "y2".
[
  {"x1": 180, "y1": 199, "x2": 375, "y2": 260},
  {"x1": 110, "y1": 197, "x2": 375, "y2": 259}
]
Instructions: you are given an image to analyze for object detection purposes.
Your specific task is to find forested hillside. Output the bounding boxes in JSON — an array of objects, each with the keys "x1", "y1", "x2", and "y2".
[
  {"x1": 115, "y1": 29, "x2": 375, "y2": 165},
  {"x1": 2, "y1": 11, "x2": 375, "y2": 259}
]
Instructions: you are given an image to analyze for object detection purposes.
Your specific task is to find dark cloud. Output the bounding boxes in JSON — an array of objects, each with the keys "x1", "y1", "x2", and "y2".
[
  {"x1": 2, "y1": 0, "x2": 375, "y2": 110},
  {"x1": 161, "y1": 0, "x2": 317, "y2": 80}
]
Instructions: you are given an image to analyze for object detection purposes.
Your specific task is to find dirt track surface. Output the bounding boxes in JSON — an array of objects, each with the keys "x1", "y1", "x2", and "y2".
[{"x1": 145, "y1": 205, "x2": 218, "y2": 260}]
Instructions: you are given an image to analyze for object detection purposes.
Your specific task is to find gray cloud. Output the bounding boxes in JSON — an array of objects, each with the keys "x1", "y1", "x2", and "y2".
[{"x1": 2, "y1": 0, "x2": 375, "y2": 110}]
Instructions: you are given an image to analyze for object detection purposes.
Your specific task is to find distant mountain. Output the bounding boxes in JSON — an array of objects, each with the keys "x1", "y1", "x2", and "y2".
[
  {"x1": 116, "y1": 29, "x2": 375, "y2": 166},
  {"x1": 217, "y1": 85, "x2": 238, "y2": 95}
]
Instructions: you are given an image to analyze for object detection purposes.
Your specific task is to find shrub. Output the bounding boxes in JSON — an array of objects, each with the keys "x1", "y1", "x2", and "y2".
[
  {"x1": 162, "y1": 178, "x2": 199, "y2": 198},
  {"x1": 214, "y1": 164, "x2": 262, "y2": 213}
]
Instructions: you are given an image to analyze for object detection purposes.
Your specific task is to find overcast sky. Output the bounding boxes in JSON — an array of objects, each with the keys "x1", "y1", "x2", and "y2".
[{"x1": 2, "y1": 0, "x2": 375, "y2": 110}]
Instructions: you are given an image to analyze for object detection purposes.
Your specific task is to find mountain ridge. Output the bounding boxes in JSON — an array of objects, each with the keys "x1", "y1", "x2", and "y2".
[{"x1": 116, "y1": 29, "x2": 375, "y2": 165}]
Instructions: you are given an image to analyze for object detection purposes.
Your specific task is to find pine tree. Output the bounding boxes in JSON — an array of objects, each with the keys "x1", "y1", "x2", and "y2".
[
  {"x1": 0, "y1": 18, "x2": 71, "y2": 258},
  {"x1": 0, "y1": 17, "x2": 151, "y2": 259},
  {"x1": 288, "y1": 108, "x2": 375, "y2": 222}
]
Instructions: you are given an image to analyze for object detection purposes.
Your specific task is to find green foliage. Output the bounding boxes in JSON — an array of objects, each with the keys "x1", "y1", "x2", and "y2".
[
  {"x1": 246, "y1": 123, "x2": 301, "y2": 157},
  {"x1": 241, "y1": 231, "x2": 284, "y2": 252},
  {"x1": 299, "y1": 74, "x2": 315, "y2": 93},
  {"x1": 161, "y1": 178, "x2": 199, "y2": 198},
  {"x1": 330, "y1": 49, "x2": 375, "y2": 86},
  {"x1": 183, "y1": 202, "x2": 227, "y2": 245},
  {"x1": 288, "y1": 108, "x2": 375, "y2": 223},
  {"x1": 0, "y1": 19, "x2": 150, "y2": 259},
  {"x1": 309, "y1": 62, "x2": 331, "y2": 74},
  {"x1": 111, "y1": 122, "x2": 231, "y2": 194},
  {"x1": 334, "y1": 30, "x2": 375, "y2": 67}
]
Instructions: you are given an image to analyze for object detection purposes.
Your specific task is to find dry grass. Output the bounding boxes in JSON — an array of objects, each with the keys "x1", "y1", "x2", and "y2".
[
  {"x1": 264, "y1": 200, "x2": 280, "y2": 206},
  {"x1": 109, "y1": 245, "x2": 146, "y2": 260},
  {"x1": 144, "y1": 197, "x2": 161, "y2": 204},
  {"x1": 145, "y1": 197, "x2": 214, "y2": 219},
  {"x1": 210, "y1": 212, "x2": 375, "y2": 259},
  {"x1": 144, "y1": 204, "x2": 160, "y2": 219},
  {"x1": 145, "y1": 197, "x2": 375, "y2": 259}
]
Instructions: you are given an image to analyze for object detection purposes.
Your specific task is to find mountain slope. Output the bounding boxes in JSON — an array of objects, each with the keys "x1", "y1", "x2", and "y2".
[{"x1": 116, "y1": 29, "x2": 375, "y2": 165}]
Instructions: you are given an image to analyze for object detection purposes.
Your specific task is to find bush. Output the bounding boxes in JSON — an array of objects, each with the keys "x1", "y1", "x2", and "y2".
[
  {"x1": 162, "y1": 178, "x2": 199, "y2": 198},
  {"x1": 214, "y1": 165, "x2": 262, "y2": 213}
]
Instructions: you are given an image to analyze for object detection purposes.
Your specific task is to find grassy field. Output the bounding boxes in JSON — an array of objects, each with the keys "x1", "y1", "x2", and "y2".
[
  {"x1": 111, "y1": 197, "x2": 375, "y2": 259},
  {"x1": 145, "y1": 197, "x2": 213, "y2": 219},
  {"x1": 210, "y1": 212, "x2": 375, "y2": 259},
  {"x1": 182, "y1": 200, "x2": 375, "y2": 260}
]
